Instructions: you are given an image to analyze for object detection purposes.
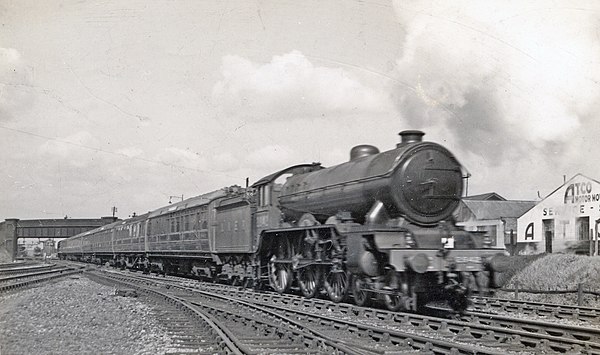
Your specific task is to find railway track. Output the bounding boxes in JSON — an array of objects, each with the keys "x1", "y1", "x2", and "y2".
[
  {"x1": 471, "y1": 295, "x2": 600, "y2": 324},
  {"x1": 59, "y1": 261, "x2": 600, "y2": 353},
  {"x1": 0, "y1": 262, "x2": 82, "y2": 293},
  {"x1": 126, "y1": 271, "x2": 600, "y2": 354},
  {"x1": 213, "y1": 286, "x2": 600, "y2": 354},
  {"x1": 87, "y1": 272, "x2": 247, "y2": 354},
  {"x1": 0, "y1": 263, "x2": 61, "y2": 276},
  {"x1": 0, "y1": 261, "x2": 35, "y2": 269},
  {"x1": 92, "y1": 269, "x2": 583, "y2": 354},
  {"x1": 88, "y1": 270, "x2": 378, "y2": 355}
]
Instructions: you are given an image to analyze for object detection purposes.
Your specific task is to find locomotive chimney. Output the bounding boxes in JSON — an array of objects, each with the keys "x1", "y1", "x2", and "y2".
[
  {"x1": 350, "y1": 145, "x2": 380, "y2": 161},
  {"x1": 397, "y1": 130, "x2": 425, "y2": 147}
]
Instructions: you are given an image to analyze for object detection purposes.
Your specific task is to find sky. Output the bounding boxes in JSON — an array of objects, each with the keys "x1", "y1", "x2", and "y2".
[{"x1": 1, "y1": 0, "x2": 599, "y2": 220}]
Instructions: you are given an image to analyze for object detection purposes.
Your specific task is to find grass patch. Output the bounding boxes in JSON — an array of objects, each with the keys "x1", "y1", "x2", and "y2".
[
  {"x1": 495, "y1": 254, "x2": 546, "y2": 287},
  {"x1": 496, "y1": 254, "x2": 600, "y2": 307}
]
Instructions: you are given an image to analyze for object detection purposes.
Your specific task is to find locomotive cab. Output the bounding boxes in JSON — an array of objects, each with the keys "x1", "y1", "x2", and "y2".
[{"x1": 251, "y1": 163, "x2": 324, "y2": 235}]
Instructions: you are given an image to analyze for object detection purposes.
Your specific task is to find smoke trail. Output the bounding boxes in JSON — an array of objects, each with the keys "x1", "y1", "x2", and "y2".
[{"x1": 391, "y1": 1, "x2": 600, "y2": 163}]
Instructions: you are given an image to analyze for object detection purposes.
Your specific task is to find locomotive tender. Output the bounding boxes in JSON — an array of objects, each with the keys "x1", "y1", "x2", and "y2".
[{"x1": 59, "y1": 130, "x2": 507, "y2": 311}]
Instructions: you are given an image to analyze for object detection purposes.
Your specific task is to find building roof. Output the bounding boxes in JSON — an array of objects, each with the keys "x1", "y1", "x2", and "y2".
[
  {"x1": 539, "y1": 173, "x2": 600, "y2": 201},
  {"x1": 458, "y1": 200, "x2": 536, "y2": 220},
  {"x1": 462, "y1": 192, "x2": 506, "y2": 201}
]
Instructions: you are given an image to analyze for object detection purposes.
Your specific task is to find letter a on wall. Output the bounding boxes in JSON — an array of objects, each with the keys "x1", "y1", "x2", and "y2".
[{"x1": 525, "y1": 223, "x2": 534, "y2": 240}]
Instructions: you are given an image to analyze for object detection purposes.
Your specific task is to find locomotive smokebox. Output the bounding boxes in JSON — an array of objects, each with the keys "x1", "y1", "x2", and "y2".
[
  {"x1": 350, "y1": 145, "x2": 380, "y2": 161},
  {"x1": 397, "y1": 130, "x2": 425, "y2": 147}
]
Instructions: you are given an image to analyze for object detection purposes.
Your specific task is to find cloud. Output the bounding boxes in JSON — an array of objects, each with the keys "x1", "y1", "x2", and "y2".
[
  {"x1": 245, "y1": 145, "x2": 295, "y2": 171},
  {"x1": 391, "y1": 1, "x2": 600, "y2": 162},
  {"x1": 156, "y1": 147, "x2": 208, "y2": 170},
  {"x1": 0, "y1": 47, "x2": 34, "y2": 120},
  {"x1": 39, "y1": 131, "x2": 97, "y2": 163},
  {"x1": 211, "y1": 50, "x2": 393, "y2": 121},
  {"x1": 116, "y1": 147, "x2": 144, "y2": 158}
]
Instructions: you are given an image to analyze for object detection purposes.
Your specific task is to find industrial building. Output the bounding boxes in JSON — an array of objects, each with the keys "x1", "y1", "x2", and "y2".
[
  {"x1": 517, "y1": 174, "x2": 600, "y2": 255},
  {"x1": 454, "y1": 193, "x2": 536, "y2": 255}
]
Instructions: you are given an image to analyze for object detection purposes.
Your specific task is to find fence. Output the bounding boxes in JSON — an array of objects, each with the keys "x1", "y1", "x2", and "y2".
[{"x1": 500, "y1": 281, "x2": 600, "y2": 306}]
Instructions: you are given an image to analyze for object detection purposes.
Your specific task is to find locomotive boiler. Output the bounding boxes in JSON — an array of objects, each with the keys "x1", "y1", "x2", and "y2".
[
  {"x1": 58, "y1": 130, "x2": 507, "y2": 312},
  {"x1": 278, "y1": 130, "x2": 462, "y2": 225}
]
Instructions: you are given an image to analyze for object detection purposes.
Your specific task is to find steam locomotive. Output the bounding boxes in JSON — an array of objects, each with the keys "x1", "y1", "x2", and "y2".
[{"x1": 58, "y1": 130, "x2": 507, "y2": 311}]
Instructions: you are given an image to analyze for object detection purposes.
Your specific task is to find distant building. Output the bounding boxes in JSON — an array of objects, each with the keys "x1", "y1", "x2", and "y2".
[
  {"x1": 454, "y1": 193, "x2": 536, "y2": 255},
  {"x1": 517, "y1": 174, "x2": 600, "y2": 255}
]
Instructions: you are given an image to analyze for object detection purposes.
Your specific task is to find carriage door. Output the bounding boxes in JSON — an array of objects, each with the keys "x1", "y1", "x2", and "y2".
[{"x1": 543, "y1": 219, "x2": 553, "y2": 253}]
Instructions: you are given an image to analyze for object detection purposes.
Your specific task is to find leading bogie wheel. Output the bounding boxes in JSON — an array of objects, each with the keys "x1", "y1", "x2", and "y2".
[{"x1": 382, "y1": 292, "x2": 403, "y2": 312}]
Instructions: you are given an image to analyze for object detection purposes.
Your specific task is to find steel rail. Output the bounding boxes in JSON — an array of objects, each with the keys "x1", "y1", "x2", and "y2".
[
  {"x1": 0, "y1": 268, "x2": 82, "y2": 293},
  {"x1": 86, "y1": 272, "x2": 244, "y2": 355},
  {"x1": 0, "y1": 266, "x2": 73, "y2": 283},
  {"x1": 91, "y1": 270, "x2": 367, "y2": 355},
  {"x1": 471, "y1": 295, "x2": 600, "y2": 323},
  {"x1": 81, "y1": 269, "x2": 600, "y2": 353},
  {"x1": 103, "y1": 271, "x2": 512, "y2": 354},
  {"x1": 0, "y1": 264, "x2": 62, "y2": 276},
  {"x1": 461, "y1": 310, "x2": 600, "y2": 343},
  {"x1": 168, "y1": 278, "x2": 599, "y2": 354}
]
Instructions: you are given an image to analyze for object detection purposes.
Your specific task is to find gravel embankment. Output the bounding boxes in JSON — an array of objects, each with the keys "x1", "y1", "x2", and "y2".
[{"x1": 0, "y1": 275, "x2": 174, "y2": 355}]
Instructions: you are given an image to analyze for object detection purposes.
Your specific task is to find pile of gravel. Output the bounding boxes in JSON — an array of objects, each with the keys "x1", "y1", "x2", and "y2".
[{"x1": 0, "y1": 276, "x2": 174, "y2": 354}]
